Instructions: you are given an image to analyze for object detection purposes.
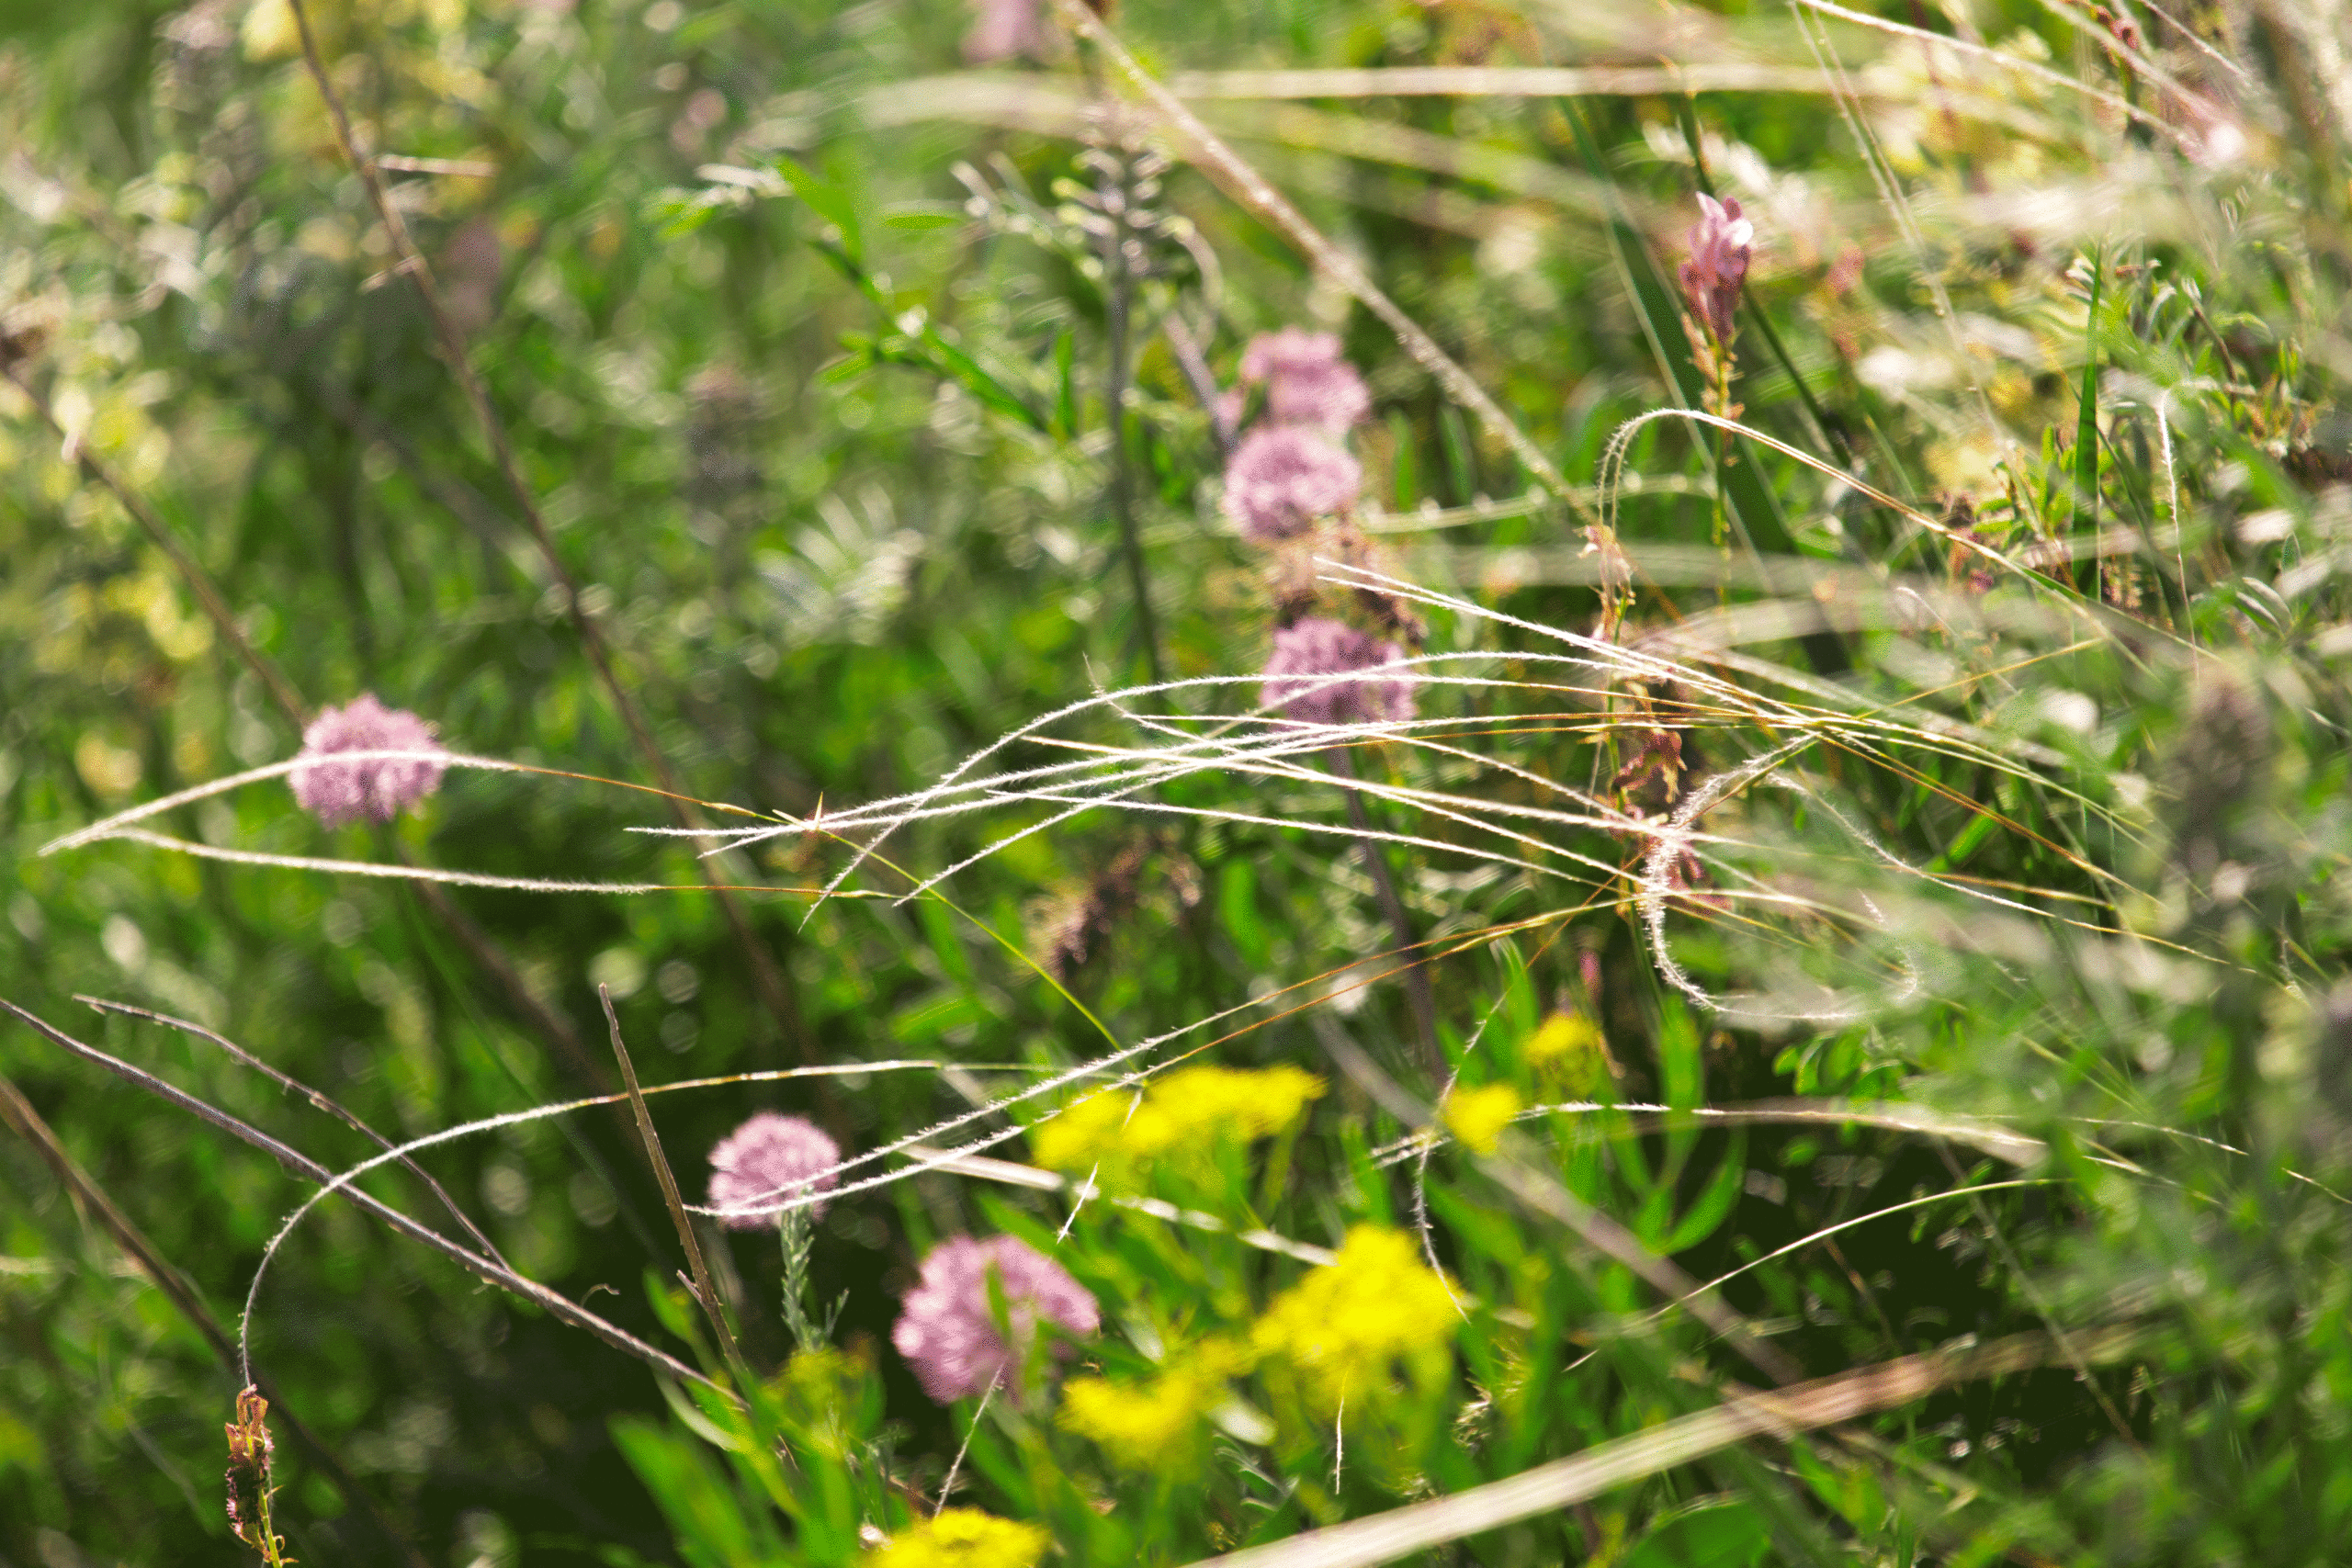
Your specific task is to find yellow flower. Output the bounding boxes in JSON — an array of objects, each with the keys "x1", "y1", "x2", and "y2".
[
  {"x1": 1032, "y1": 1066, "x2": 1323, "y2": 1183},
  {"x1": 1059, "y1": 1337, "x2": 1246, "y2": 1470},
  {"x1": 1442, "y1": 1084, "x2": 1522, "y2": 1156},
  {"x1": 241, "y1": 0, "x2": 304, "y2": 62},
  {"x1": 1029, "y1": 1090, "x2": 1138, "y2": 1173},
  {"x1": 1523, "y1": 1011, "x2": 1610, "y2": 1098},
  {"x1": 774, "y1": 1344, "x2": 871, "y2": 1459},
  {"x1": 1252, "y1": 1226, "x2": 1458, "y2": 1409},
  {"x1": 865, "y1": 1509, "x2": 1050, "y2": 1568}
]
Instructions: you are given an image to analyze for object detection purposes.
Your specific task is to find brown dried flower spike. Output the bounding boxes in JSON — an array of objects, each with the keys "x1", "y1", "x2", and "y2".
[{"x1": 226, "y1": 1385, "x2": 293, "y2": 1566}]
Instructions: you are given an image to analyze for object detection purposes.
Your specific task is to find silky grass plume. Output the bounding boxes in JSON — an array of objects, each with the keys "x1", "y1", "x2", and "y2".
[
  {"x1": 1252, "y1": 1225, "x2": 1458, "y2": 1411},
  {"x1": 288, "y1": 694, "x2": 447, "y2": 829},
  {"x1": 1235, "y1": 327, "x2": 1371, "y2": 432},
  {"x1": 706, "y1": 1111, "x2": 842, "y2": 1228},
  {"x1": 1260, "y1": 616, "x2": 1415, "y2": 728},
  {"x1": 864, "y1": 1507, "x2": 1050, "y2": 1568},
  {"x1": 891, "y1": 1235, "x2": 1099, "y2": 1404},
  {"x1": 1220, "y1": 425, "x2": 1362, "y2": 542}
]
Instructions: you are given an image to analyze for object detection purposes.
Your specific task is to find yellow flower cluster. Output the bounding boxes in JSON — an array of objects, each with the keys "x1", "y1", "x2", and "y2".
[
  {"x1": 1251, "y1": 1226, "x2": 1459, "y2": 1409},
  {"x1": 1032, "y1": 1065, "x2": 1323, "y2": 1184},
  {"x1": 1442, "y1": 1084, "x2": 1523, "y2": 1156},
  {"x1": 1523, "y1": 1011, "x2": 1610, "y2": 1098},
  {"x1": 1058, "y1": 1340, "x2": 1250, "y2": 1470},
  {"x1": 865, "y1": 1509, "x2": 1049, "y2": 1568},
  {"x1": 775, "y1": 1344, "x2": 869, "y2": 1460}
]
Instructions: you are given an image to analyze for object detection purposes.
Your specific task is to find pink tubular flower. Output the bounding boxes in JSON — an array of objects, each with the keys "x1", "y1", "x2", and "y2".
[
  {"x1": 707, "y1": 1111, "x2": 842, "y2": 1228},
  {"x1": 1678, "y1": 193, "x2": 1753, "y2": 344},
  {"x1": 962, "y1": 0, "x2": 1046, "y2": 63},
  {"x1": 891, "y1": 1235, "x2": 1099, "y2": 1404},
  {"x1": 288, "y1": 694, "x2": 447, "y2": 829},
  {"x1": 1261, "y1": 616, "x2": 1416, "y2": 728},
  {"x1": 1237, "y1": 328, "x2": 1371, "y2": 432},
  {"x1": 1221, "y1": 426, "x2": 1362, "y2": 543}
]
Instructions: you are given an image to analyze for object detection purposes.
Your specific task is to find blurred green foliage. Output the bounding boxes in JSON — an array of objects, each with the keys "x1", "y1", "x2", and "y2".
[{"x1": 6, "y1": 0, "x2": 2352, "y2": 1563}]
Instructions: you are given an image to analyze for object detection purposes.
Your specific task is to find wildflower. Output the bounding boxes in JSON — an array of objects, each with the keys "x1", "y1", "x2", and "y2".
[
  {"x1": 962, "y1": 0, "x2": 1046, "y2": 63},
  {"x1": 1235, "y1": 327, "x2": 1371, "y2": 432},
  {"x1": 777, "y1": 1342, "x2": 872, "y2": 1460},
  {"x1": 1058, "y1": 1339, "x2": 1251, "y2": 1470},
  {"x1": 892, "y1": 1235, "x2": 1099, "y2": 1404},
  {"x1": 1677, "y1": 193, "x2": 1752, "y2": 344},
  {"x1": 707, "y1": 1111, "x2": 842, "y2": 1228},
  {"x1": 1031, "y1": 1065, "x2": 1323, "y2": 1185},
  {"x1": 288, "y1": 694, "x2": 447, "y2": 829},
  {"x1": 1221, "y1": 425, "x2": 1362, "y2": 542},
  {"x1": 224, "y1": 1385, "x2": 284, "y2": 1563},
  {"x1": 1442, "y1": 1084, "x2": 1522, "y2": 1156},
  {"x1": 1260, "y1": 616, "x2": 1414, "y2": 729},
  {"x1": 865, "y1": 1507, "x2": 1050, "y2": 1568},
  {"x1": 1523, "y1": 1010, "x2": 1610, "y2": 1098},
  {"x1": 1252, "y1": 1225, "x2": 1458, "y2": 1410}
]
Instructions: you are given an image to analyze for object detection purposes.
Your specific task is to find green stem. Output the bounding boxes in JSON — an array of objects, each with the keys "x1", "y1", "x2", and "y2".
[{"x1": 1104, "y1": 220, "x2": 1165, "y2": 687}]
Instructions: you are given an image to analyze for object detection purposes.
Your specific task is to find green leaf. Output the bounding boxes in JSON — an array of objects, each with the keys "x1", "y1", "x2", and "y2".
[
  {"x1": 2075, "y1": 249, "x2": 2104, "y2": 557},
  {"x1": 1623, "y1": 1500, "x2": 1773, "y2": 1568},
  {"x1": 881, "y1": 207, "x2": 967, "y2": 231},
  {"x1": 1659, "y1": 1131, "x2": 1748, "y2": 1255}
]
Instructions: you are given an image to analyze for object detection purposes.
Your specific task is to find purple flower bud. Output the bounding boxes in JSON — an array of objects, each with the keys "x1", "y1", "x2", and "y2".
[
  {"x1": 962, "y1": 0, "x2": 1046, "y2": 63},
  {"x1": 891, "y1": 1235, "x2": 1099, "y2": 1404},
  {"x1": 1236, "y1": 328, "x2": 1371, "y2": 432},
  {"x1": 1221, "y1": 426, "x2": 1362, "y2": 543},
  {"x1": 1677, "y1": 194, "x2": 1753, "y2": 344},
  {"x1": 1260, "y1": 616, "x2": 1415, "y2": 728},
  {"x1": 288, "y1": 695, "x2": 447, "y2": 829},
  {"x1": 707, "y1": 1111, "x2": 842, "y2": 1228}
]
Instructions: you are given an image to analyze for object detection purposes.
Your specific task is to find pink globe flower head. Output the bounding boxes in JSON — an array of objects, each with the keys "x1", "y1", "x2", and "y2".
[
  {"x1": 963, "y1": 0, "x2": 1046, "y2": 63},
  {"x1": 1221, "y1": 426, "x2": 1362, "y2": 543},
  {"x1": 1237, "y1": 328, "x2": 1371, "y2": 432},
  {"x1": 1677, "y1": 193, "x2": 1753, "y2": 344},
  {"x1": 288, "y1": 694, "x2": 448, "y2": 829},
  {"x1": 892, "y1": 1235, "x2": 1100, "y2": 1404},
  {"x1": 707, "y1": 1111, "x2": 842, "y2": 1229},
  {"x1": 1261, "y1": 616, "x2": 1416, "y2": 729}
]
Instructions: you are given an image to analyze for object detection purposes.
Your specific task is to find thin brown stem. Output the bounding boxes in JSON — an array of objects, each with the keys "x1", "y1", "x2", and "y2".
[
  {"x1": 279, "y1": 0, "x2": 817, "y2": 1067},
  {"x1": 1044, "y1": 0, "x2": 1579, "y2": 515},
  {"x1": 6, "y1": 327, "x2": 616, "y2": 1111},
  {"x1": 1102, "y1": 194, "x2": 1165, "y2": 688},
  {"x1": 0, "y1": 359, "x2": 305, "y2": 728},
  {"x1": 601, "y1": 986, "x2": 750, "y2": 1378},
  {"x1": 1161, "y1": 312, "x2": 1235, "y2": 458},
  {"x1": 2, "y1": 999, "x2": 718, "y2": 1395},
  {"x1": 76, "y1": 996, "x2": 510, "y2": 1269}
]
